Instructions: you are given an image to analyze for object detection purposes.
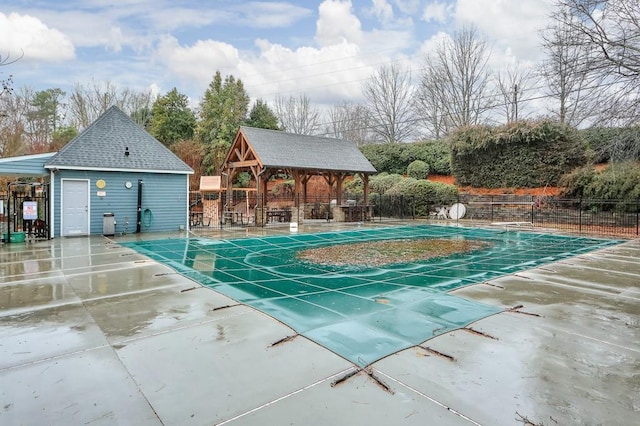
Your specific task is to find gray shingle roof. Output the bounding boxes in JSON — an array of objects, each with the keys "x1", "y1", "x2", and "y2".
[
  {"x1": 239, "y1": 126, "x2": 376, "y2": 173},
  {"x1": 45, "y1": 106, "x2": 193, "y2": 174}
]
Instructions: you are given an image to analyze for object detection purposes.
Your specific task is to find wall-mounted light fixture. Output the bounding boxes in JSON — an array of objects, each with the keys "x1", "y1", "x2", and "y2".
[{"x1": 125, "y1": 147, "x2": 130, "y2": 156}]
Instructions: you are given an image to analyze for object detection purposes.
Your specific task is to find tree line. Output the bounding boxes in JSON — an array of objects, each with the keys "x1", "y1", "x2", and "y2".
[{"x1": 1, "y1": 0, "x2": 639, "y2": 190}]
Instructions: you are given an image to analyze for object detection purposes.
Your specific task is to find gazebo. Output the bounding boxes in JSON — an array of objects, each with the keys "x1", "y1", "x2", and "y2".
[{"x1": 221, "y1": 126, "x2": 376, "y2": 225}]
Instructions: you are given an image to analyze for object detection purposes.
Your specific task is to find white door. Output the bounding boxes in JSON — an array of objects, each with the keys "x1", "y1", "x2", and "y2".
[{"x1": 62, "y1": 179, "x2": 89, "y2": 236}]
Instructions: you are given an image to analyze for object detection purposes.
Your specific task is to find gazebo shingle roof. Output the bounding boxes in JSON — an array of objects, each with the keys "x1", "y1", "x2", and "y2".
[
  {"x1": 45, "y1": 106, "x2": 193, "y2": 174},
  {"x1": 239, "y1": 126, "x2": 376, "y2": 173}
]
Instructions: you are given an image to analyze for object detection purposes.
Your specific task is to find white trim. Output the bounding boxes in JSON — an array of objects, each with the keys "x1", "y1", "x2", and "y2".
[
  {"x1": 44, "y1": 165, "x2": 193, "y2": 174},
  {"x1": 50, "y1": 170, "x2": 56, "y2": 238},
  {"x1": 186, "y1": 177, "x2": 191, "y2": 232},
  {"x1": 60, "y1": 178, "x2": 90, "y2": 236}
]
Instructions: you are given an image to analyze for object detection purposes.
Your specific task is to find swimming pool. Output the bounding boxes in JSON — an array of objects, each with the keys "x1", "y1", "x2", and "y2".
[{"x1": 123, "y1": 225, "x2": 621, "y2": 366}]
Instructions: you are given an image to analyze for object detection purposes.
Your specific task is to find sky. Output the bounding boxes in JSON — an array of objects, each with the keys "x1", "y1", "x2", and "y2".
[{"x1": 0, "y1": 0, "x2": 556, "y2": 113}]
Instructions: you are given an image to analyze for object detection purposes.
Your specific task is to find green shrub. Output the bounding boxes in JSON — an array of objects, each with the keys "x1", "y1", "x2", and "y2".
[
  {"x1": 234, "y1": 172, "x2": 251, "y2": 187},
  {"x1": 360, "y1": 140, "x2": 451, "y2": 175},
  {"x1": 271, "y1": 180, "x2": 295, "y2": 197},
  {"x1": 383, "y1": 177, "x2": 458, "y2": 217},
  {"x1": 359, "y1": 144, "x2": 405, "y2": 174},
  {"x1": 558, "y1": 166, "x2": 597, "y2": 198},
  {"x1": 431, "y1": 181, "x2": 459, "y2": 204},
  {"x1": 585, "y1": 163, "x2": 640, "y2": 200},
  {"x1": 386, "y1": 177, "x2": 419, "y2": 196},
  {"x1": 399, "y1": 141, "x2": 451, "y2": 175},
  {"x1": 560, "y1": 162, "x2": 640, "y2": 201},
  {"x1": 369, "y1": 173, "x2": 404, "y2": 194},
  {"x1": 450, "y1": 120, "x2": 588, "y2": 188},
  {"x1": 343, "y1": 175, "x2": 363, "y2": 195},
  {"x1": 406, "y1": 160, "x2": 430, "y2": 179}
]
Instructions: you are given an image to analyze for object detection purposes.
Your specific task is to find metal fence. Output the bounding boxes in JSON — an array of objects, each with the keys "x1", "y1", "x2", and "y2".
[
  {"x1": 189, "y1": 190, "x2": 639, "y2": 237},
  {"x1": 1, "y1": 183, "x2": 51, "y2": 241},
  {"x1": 371, "y1": 193, "x2": 640, "y2": 237}
]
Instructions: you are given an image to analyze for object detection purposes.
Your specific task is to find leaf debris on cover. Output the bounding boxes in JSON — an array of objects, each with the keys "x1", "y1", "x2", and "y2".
[{"x1": 297, "y1": 238, "x2": 490, "y2": 267}]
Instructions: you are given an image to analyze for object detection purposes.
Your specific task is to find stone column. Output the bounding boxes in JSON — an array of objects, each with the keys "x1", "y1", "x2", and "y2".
[
  {"x1": 332, "y1": 205, "x2": 345, "y2": 222},
  {"x1": 255, "y1": 207, "x2": 266, "y2": 226}
]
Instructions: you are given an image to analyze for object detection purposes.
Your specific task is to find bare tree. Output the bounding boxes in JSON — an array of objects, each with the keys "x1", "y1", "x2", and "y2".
[
  {"x1": 540, "y1": 9, "x2": 600, "y2": 127},
  {"x1": 0, "y1": 87, "x2": 31, "y2": 156},
  {"x1": 124, "y1": 89, "x2": 154, "y2": 128},
  {"x1": 362, "y1": 63, "x2": 415, "y2": 143},
  {"x1": 274, "y1": 94, "x2": 321, "y2": 135},
  {"x1": 1, "y1": 51, "x2": 22, "y2": 100},
  {"x1": 414, "y1": 69, "x2": 448, "y2": 139},
  {"x1": 416, "y1": 26, "x2": 494, "y2": 138},
  {"x1": 326, "y1": 101, "x2": 373, "y2": 146},
  {"x1": 496, "y1": 64, "x2": 533, "y2": 123},
  {"x1": 553, "y1": 0, "x2": 640, "y2": 126},
  {"x1": 67, "y1": 80, "x2": 154, "y2": 130}
]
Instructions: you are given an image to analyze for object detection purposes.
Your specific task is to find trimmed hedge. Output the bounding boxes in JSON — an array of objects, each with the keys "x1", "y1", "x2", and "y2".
[
  {"x1": 450, "y1": 120, "x2": 588, "y2": 188},
  {"x1": 383, "y1": 176, "x2": 458, "y2": 217},
  {"x1": 343, "y1": 172, "x2": 458, "y2": 217},
  {"x1": 360, "y1": 140, "x2": 451, "y2": 175}
]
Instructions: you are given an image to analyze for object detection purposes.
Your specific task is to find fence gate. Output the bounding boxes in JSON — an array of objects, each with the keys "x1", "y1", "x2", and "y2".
[{"x1": 2, "y1": 182, "x2": 50, "y2": 242}]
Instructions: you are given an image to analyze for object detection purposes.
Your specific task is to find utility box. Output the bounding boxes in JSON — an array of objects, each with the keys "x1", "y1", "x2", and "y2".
[{"x1": 103, "y1": 212, "x2": 115, "y2": 236}]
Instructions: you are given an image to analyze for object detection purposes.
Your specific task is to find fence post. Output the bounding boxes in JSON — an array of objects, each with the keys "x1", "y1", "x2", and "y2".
[
  {"x1": 579, "y1": 198, "x2": 582, "y2": 233},
  {"x1": 531, "y1": 196, "x2": 534, "y2": 225},
  {"x1": 412, "y1": 196, "x2": 415, "y2": 220},
  {"x1": 491, "y1": 195, "x2": 494, "y2": 223}
]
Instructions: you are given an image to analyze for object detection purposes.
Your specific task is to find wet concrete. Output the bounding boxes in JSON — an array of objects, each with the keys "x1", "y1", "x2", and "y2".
[{"x1": 1, "y1": 225, "x2": 639, "y2": 425}]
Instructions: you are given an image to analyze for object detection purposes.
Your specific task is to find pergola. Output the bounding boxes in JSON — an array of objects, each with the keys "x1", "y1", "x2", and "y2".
[{"x1": 221, "y1": 126, "x2": 377, "y2": 223}]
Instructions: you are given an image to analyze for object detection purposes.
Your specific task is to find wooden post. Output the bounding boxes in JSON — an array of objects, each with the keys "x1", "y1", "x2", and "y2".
[
  {"x1": 335, "y1": 173, "x2": 346, "y2": 206},
  {"x1": 362, "y1": 173, "x2": 369, "y2": 205}
]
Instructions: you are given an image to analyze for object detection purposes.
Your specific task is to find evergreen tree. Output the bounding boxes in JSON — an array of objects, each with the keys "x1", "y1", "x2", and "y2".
[
  {"x1": 196, "y1": 71, "x2": 250, "y2": 174},
  {"x1": 149, "y1": 88, "x2": 196, "y2": 147},
  {"x1": 245, "y1": 99, "x2": 279, "y2": 130}
]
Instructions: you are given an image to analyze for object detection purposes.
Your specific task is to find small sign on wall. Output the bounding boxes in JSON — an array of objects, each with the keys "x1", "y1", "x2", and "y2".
[
  {"x1": 97, "y1": 191, "x2": 106, "y2": 197},
  {"x1": 23, "y1": 201, "x2": 38, "y2": 220}
]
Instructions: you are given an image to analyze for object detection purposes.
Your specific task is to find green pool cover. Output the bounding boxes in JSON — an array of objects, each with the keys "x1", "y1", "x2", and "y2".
[{"x1": 123, "y1": 225, "x2": 621, "y2": 367}]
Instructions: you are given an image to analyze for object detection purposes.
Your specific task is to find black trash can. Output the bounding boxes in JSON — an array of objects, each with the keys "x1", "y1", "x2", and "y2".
[{"x1": 103, "y1": 212, "x2": 115, "y2": 236}]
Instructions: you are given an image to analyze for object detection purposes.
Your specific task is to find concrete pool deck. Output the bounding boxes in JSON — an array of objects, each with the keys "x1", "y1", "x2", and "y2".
[{"x1": 1, "y1": 222, "x2": 639, "y2": 425}]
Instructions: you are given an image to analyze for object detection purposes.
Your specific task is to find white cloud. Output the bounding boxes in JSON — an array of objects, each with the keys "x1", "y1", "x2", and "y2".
[
  {"x1": 109, "y1": 27, "x2": 124, "y2": 53},
  {"x1": 148, "y1": 82, "x2": 161, "y2": 99},
  {"x1": 417, "y1": 31, "x2": 452, "y2": 57},
  {"x1": 237, "y1": 2, "x2": 313, "y2": 28},
  {"x1": 454, "y1": 0, "x2": 554, "y2": 63},
  {"x1": 1, "y1": 0, "x2": 557, "y2": 121},
  {"x1": 23, "y1": 9, "x2": 136, "y2": 50},
  {"x1": 150, "y1": 0, "x2": 421, "y2": 108},
  {"x1": 371, "y1": 0, "x2": 395, "y2": 24},
  {"x1": 155, "y1": 36, "x2": 242, "y2": 89},
  {"x1": 393, "y1": 0, "x2": 421, "y2": 15},
  {"x1": 145, "y1": 8, "x2": 233, "y2": 32},
  {"x1": 315, "y1": 0, "x2": 364, "y2": 47},
  {"x1": 249, "y1": 38, "x2": 373, "y2": 104},
  {"x1": 0, "y1": 12, "x2": 75, "y2": 62},
  {"x1": 422, "y1": 1, "x2": 449, "y2": 24}
]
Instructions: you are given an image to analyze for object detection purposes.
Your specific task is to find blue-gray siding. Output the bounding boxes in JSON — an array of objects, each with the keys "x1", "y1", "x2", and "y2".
[
  {"x1": 52, "y1": 170, "x2": 188, "y2": 237},
  {"x1": 0, "y1": 153, "x2": 54, "y2": 176}
]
